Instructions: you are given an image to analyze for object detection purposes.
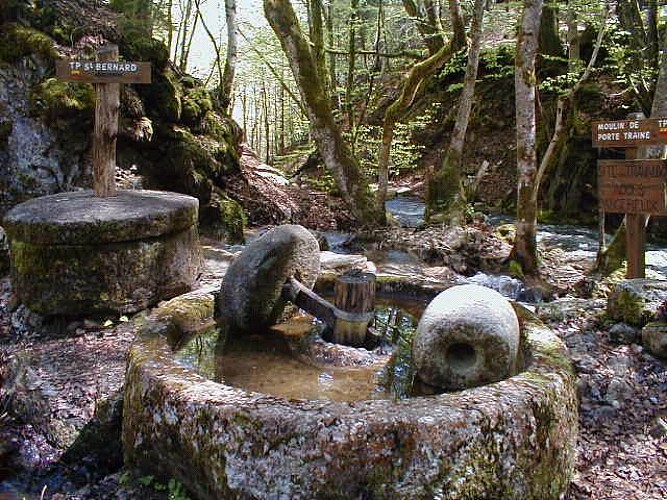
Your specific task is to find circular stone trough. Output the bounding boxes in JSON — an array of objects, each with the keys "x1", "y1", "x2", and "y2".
[
  {"x1": 2, "y1": 189, "x2": 202, "y2": 315},
  {"x1": 123, "y1": 287, "x2": 578, "y2": 500}
]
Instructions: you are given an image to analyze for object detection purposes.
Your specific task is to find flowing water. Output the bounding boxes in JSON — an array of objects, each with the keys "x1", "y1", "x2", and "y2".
[{"x1": 388, "y1": 195, "x2": 667, "y2": 283}]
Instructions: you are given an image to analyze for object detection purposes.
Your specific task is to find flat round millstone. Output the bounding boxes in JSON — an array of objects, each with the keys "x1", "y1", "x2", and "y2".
[
  {"x1": 2, "y1": 189, "x2": 198, "y2": 245},
  {"x1": 3, "y1": 190, "x2": 202, "y2": 316}
]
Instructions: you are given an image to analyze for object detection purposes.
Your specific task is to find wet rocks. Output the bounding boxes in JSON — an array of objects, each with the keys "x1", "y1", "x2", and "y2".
[
  {"x1": 217, "y1": 224, "x2": 320, "y2": 332},
  {"x1": 412, "y1": 284, "x2": 520, "y2": 390}
]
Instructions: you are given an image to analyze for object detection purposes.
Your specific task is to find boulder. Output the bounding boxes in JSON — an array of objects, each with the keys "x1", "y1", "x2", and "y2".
[
  {"x1": 412, "y1": 284, "x2": 520, "y2": 390},
  {"x1": 607, "y1": 279, "x2": 667, "y2": 327},
  {"x1": 217, "y1": 224, "x2": 320, "y2": 332},
  {"x1": 642, "y1": 323, "x2": 667, "y2": 358}
]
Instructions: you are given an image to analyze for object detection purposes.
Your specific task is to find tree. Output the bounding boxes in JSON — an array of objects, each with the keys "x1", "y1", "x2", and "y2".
[
  {"x1": 220, "y1": 0, "x2": 238, "y2": 113},
  {"x1": 263, "y1": 0, "x2": 379, "y2": 225},
  {"x1": 511, "y1": 0, "x2": 543, "y2": 276},
  {"x1": 426, "y1": 0, "x2": 487, "y2": 224},
  {"x1": 376, "y1": 0, "x2": 466, "y2": 219}
]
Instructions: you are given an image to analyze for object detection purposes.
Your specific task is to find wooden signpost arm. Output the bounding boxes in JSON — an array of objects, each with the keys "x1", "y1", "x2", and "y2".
[{"x1": 92, "y1": 45, "x2": 120, "y2": 197}]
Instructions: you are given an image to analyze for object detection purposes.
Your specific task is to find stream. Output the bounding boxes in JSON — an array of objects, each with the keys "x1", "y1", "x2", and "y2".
[{"x1": 384, "y1": 195, "x2": 667, "y2": 291}]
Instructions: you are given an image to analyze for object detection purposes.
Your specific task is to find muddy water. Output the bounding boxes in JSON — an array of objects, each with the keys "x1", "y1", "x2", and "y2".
[{"x1": 174, "y1": 298, "x2": 425, "y2": 402}]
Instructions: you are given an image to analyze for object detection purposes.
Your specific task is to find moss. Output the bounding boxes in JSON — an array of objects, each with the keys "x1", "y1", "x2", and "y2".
[
  {"x1": 121, "y1": 37, "x2": 170, "y2": 70},
  {"x1": 608, "y1": 287, "x2": 646, "y2": 326},
  {"x1": 200, "y1": 190, "x2": 246, "y2": 244},
  {"x1": 0, "y1": 23, "x2": 58, "y2": 63},
  {"x1": 181, "y1": 88, "x2": 214, "y2": 127},
  {"x1": 29, "y1": 78, "x2": 95, "y2": 124},
  {"x1": 140, "y1": 70, "x2": 182, "y2": 122}
]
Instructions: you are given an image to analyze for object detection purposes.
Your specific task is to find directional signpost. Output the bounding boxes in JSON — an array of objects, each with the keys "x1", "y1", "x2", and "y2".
[
  {"x1": 55, "y1": 45, "x2": 151, "y2": 197},
  {"x1": 593, "y1": 117, "x2": 667, "y2": 278}
]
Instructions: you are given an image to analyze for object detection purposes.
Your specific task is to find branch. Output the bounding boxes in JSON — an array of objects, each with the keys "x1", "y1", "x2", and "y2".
[
  {"x1": 531, "y1": 4, "x2": 609, "y2": 203},
  {"x1": 324, "y1": 47, "x2": 424, "y2": 60},
  {"x1": 238, "y1": 27, "x2": 307, "y2": 117}
]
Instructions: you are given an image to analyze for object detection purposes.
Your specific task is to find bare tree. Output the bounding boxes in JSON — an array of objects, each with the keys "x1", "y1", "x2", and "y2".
[{"x1": 511, "y1": 0, "x2": 543, "y2": 276}]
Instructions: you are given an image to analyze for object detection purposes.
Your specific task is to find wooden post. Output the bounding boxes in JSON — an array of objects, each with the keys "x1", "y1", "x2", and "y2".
[
  {"x1": 331, "y1": 270, "x2": 376, "y2": 346},
  {"x1": 282, "y1": 272, "x2": 377, "y2": 347},
  {"x1": 625, "y1": 146, "x2": 646, "y2": 278},
  {"x1": 93, "y1": 45, "x2": 120, "y2": 197}
]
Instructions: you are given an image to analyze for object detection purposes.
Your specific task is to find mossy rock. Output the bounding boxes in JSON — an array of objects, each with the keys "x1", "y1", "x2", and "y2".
[
  {"x1": 121, "y1": 37, "x2": 169, "y2": 70},
  {"x1": 124, "y1": 296, "x2": 577, "y2": 499},
  {"x1": 607, "y1": 279, "x2": 667, "y2": 327},
  {"x1": 0, "y1": 23, "x2": 58, "y2": 63},
  {"x1": 139, "y1": 69, "x2": 181, "y2": 122},
  {"x1": 182, "y1": 88, "x2": 214, "y2": 127},
  {"x1": 200, "y1": 190, "x2": 246, "y2": 244},
  {"x1": 29, "y1": 78, "x2": 95, "y2": 123}
]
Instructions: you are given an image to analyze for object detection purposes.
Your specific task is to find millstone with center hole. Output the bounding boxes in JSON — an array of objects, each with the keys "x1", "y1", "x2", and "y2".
[{"x1": 2, "y1": 189, "x2": 202, "y2": 315}]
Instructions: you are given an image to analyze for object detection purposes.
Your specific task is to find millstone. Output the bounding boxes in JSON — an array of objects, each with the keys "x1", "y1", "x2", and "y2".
[
  {"x1": 412, "y1": 284, "x2": 520, "y2": 390},
  {"x1": 2, "y1": 189, "x2": 202, "y2": 315},
  {"x1": 217, "y1": 224, "x2": 320, "y2": 332}
]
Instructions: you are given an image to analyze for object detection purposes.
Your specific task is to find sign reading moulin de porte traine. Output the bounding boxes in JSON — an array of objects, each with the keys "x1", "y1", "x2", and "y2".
[
  {"x1": 55, "y1": 59, "x2": 151, "y2": 84},
  {"x1": 592, "y1": 118, "x2": 667, "y2": 147}
]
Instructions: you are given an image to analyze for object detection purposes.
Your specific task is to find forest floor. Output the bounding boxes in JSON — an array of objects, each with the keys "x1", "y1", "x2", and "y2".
[{"x1": 0, "y1": 221, "x2": 666, "y2": 499}]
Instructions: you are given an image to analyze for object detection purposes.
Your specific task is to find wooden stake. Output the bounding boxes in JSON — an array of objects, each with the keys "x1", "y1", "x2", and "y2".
[
  {"x1": 332, "y1": 270, "x2": 376, "y2": 346},
  {"x1": 92, "y1": 45, "x2": 120, "y2": 197}
]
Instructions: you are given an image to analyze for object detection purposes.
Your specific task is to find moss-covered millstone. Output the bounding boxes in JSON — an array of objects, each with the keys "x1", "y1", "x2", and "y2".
[
  {"x1": 123, "y1": 291, "x2": 578, "y2": 500},
  {"x1": 3, "y1": 189, "x2": 202, "y2": 315}
]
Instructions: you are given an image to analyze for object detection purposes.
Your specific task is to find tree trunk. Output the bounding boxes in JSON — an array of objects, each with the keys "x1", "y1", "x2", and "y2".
[
  {"x1": 539, "y1": 0, "x2": 563, "y2": 56},
  {"x1": 220, "y1": 0, "x2": 238, "y2": 113},
  {"x1": 401, "y1": 0, "x2": 445, "y2": 55},
  {"x1": 448, "y1": 0, "x2": 467, "y2": 53},
  {"x1": 345, "y1": 0, "x2": 359, "y2": 131},
  {"x1": 511, "y1": 0, "x2": 543, "y2": 277},
  {"x1": 428, "y1": 0, "x2": 486, "y2": 224},
  {"x1": 264, "y1": 0, "x2": 379, "y2": 225},
  {"x1": 309, "y1": 0, "x2": 329, "y2": 99},
  {"x1": 377, "y1": 42, "x2": 458, "y2": 218}
]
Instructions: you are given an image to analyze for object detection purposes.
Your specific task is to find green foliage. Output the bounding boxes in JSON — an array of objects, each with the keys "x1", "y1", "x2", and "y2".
[
  {"x1": 352, "y1": 123, "x2": 424, "y2": 179},
  {"x1": 134, "y1": 474, "x2": 191, "y2": 500},
  {"x1": 539, "y1": 71, "x2": 583, "y2": 95},
  {"x1": 109, "y1": 0, "x2": 153, "y2": 39},
  {"x1": 0, "y1": 24, "x2": 57, "y2": 63},
  {"x1": 479, "y1": 45, "x2": 516, "y2": 82}
]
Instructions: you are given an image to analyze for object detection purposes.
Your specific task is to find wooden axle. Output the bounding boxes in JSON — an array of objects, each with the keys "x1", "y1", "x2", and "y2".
[{"x1": 282, "y1": 271, "x2": 376, "y2": 347}]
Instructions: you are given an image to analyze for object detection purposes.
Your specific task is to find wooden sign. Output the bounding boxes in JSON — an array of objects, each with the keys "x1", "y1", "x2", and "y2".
[
  {"x1": 56, "y1": 59, "x2": 151, "y2": 84},
  {"x1": 56, "y1": 45, "x2": 151, "y2": 197},
  {"x1": 598, "y1": 160, "x2": 667, "y2": 215},
  {"x1": 592, "y1": 118, "x2": 667, "y2": 147}
]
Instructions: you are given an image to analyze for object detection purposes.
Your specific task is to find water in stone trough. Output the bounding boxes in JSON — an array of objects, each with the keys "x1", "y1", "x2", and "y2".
[{"x1": 174, "y1": 297, "x2": 425, "y2": 402}]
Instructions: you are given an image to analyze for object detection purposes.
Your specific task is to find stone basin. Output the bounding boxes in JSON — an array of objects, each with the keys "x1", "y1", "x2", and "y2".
[
  {"x1": 2, "y1": 189, "x2": 202, "y2": 315},
  {"x1": 123, "y1": 286, "x2": 577, "y2": 499}
]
